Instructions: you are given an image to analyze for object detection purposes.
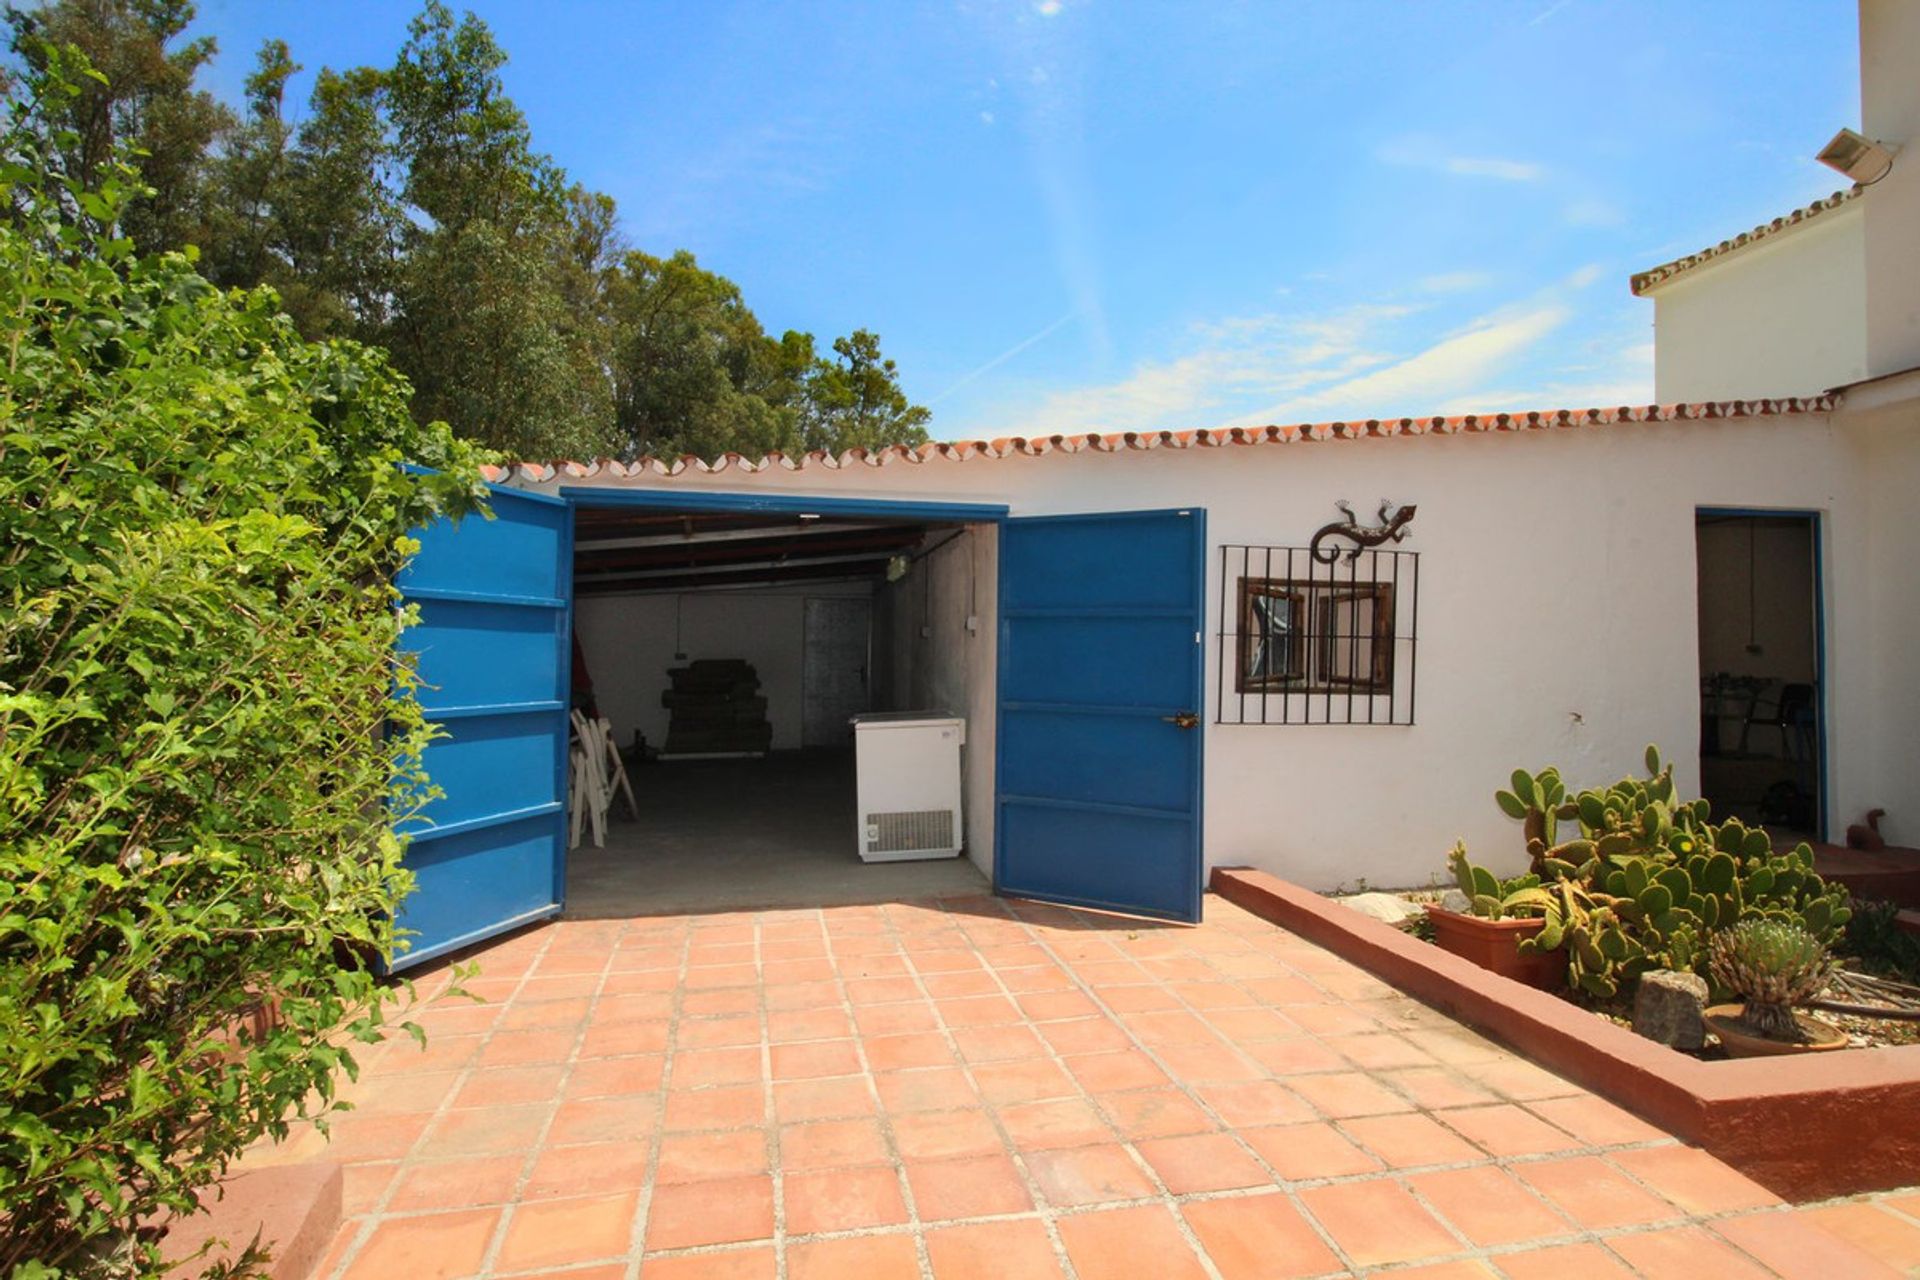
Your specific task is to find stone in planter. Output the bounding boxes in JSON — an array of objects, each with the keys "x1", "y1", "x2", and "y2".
[
  {"x1": 1336, "y1": 892, "x2": 1421, "y2": 927},
  {"x1": 1633, "y1": 969, "x2": 1708, "y2": 1050},
  {"x1": 1440, "y1": 888, "x2": 1472, "y2": 915}
]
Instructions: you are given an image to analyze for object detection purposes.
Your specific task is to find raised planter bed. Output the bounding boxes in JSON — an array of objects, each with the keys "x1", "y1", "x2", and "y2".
[
  {"x1": 1424, "y1": 906, "x2": 1568, "y2": 989},
  {"x1": 1214, "y1": 866, "x2": 1920, "y2": 1201}
]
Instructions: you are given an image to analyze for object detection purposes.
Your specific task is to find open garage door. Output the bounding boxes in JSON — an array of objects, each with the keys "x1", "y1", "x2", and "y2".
[
  {"x1": 392, "y1": 485, "x2": 572, "y2": 969},
  {"x1": 995, "y1": 509, "x2": 1206, "y2": 922}
]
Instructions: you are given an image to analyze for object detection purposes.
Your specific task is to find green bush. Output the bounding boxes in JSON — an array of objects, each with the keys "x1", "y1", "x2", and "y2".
[{"x1": 0, "y1": 51, "x2": 487, "y2": 1276}]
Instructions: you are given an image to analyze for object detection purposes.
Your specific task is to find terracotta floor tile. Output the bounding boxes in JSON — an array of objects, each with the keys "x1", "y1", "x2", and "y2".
[
  {"x1": 1239, "y1": 1120, "x2": 1382, "y2": 1179},
  {"x1": 325, "y1": 1111, "x2": 437, "y2": 1163},
  {"x1": 549, "y1": 1095, "x2": 655, "y2": 1145},
  {"x1": 1339, "y1": 1112, "x2": 1483, "y2": 1170},
  {"x1": 763, "y1": 980, "x2": 840, "y2": 1011},
  {"x1": 1513, "y1": 1155, "x2": 1681, "y2": 1229},
  {"x1": 683, "y1": 987, "x2": 759, "y2": 1018},
  {"x1": 675, "y1": 1015, "x2": 760, "y2": 1050},
  {"x1": 939, "y1": 995, "x2": 1023, "y2": 1026},
  {"x1": 1036, "y1": 1017, "x2": 1135, "y2": 1056},
  {"x1": 875, "y1": 1066, "x2": 979, "y2": 1114},
  {"x1": 905, "y1": 1154, "x2": 1034, "y2": 1220},
  {"x1": 643, "y1": 1174, "x2": 775, "y2": 1250},
  {"x1": 787, "y1": 1233, "x2": 922, "y2": 1280},
  {"x1": 580, "y1": 1020, "x2": 671, "y2": 1058},
  {"x1": 598, "y1": 992, "x2": 679, "y2": 1024},
  {"x1": 1380, "y1": 1263, "x2": 1500, "y2": 1280},
  {"x1": 925, "y1": 1219, "x2": 1067, "y2": 1280},
  {"x1": 1495, "y1": 1241, "x2": 1638, "y2": 1280},
  {"x1": 922, "y1": 970, "x2": 1002, "y2": 998},
  {"x1": 478, "y1": 1029, "x2": 579, "y2": 1069},
  {"x1": 1795, "y1": 1202, "x2": 1920, "y2": 1272},
  {"x1": 522, "y1": 1140, "x2": 651, "y2": 1199},
  {"x1": 1182, "y1": 1190, "x2": 1343, "y2": 1280},
  {"x1": 1245, "y1": 1036, "x2": 1350, "y2": 1076},
  {"x1": 1603, "y1": 1225, "x2": 1777, "y2": 1280},
  {"x1": 784, "y1": 1164, "x2": 910, "y2": 1234},
  {"x1": 779, "y1": 1117, "x2": 892, "y2": 1171},
  {"x1": 1056, "y1": 1204, "x2": 1210, "y2": 1280},
  {"x1": 1201, "y1": 1006, "x2": 1300, "y2": 1042},
  {"x1": 339, "y1": 1162, "x2": 396, "y2": 1216},
  {"x1": 656, "y1": 1130, "x2": 770, "y2": 1183},
  {"x1": 1524, "y1": 1094, "x2": 1668, "y2": 1146},
  {"x1": 387, "y1": 1155, "x2": 525, "y2": 1211},
  {"x1": 769, "y1": 1039, "x2": 862, "y2": 1081},
  {"x1": 891, "y1": 1109, "x2": 1007, "y2": 1160},
  {"x1": 864, "y1": 1031, "x2": 956, "y2": 1071},
  {"x1": 1016, "y1": 990, "x2": 1100, "y2": 1021},
  {"x1": 448, "y1": 1063, "x2": 567, "y2": 1110},
  {"x1": 1406, "y1": 1166, "x2": 1573, "y2": 1246},
  {"x1": 950, "y1": 1023, "x2": 1048, "y2": 1062},
  {"x1": 971, "y1": 1058, "x2": 1077, "y2": 1105},
  {"x1": 1136, "y1": 1132, "x2": 1271, "y2": 1194},
  {"x1": 415, "y1": 1104, "x2": 547, "y2": 1160},
  {"x1": 495, "y1": 1190, "x2": 638, "y2": 1271},
  {"x1": 1098, "y1": 1086, "x2": 1216, "y2": 1140},
  {"x1": 1193, "y1": 1080, "x2": 1315, "y2": 1128},
  {"x1": 639, "y1": 1244, "x2": 777, "y2": 1279},
  {"x1": 671, "y1": 1046, "x2": 764, "y2": 1089},
  {"x1": 996, "y1": 1097, "x2": 1114, "y2": 1150},
  {"x1": 765, "y1": 1006, "x2": 852, "y2": 1044},
  {"x1": 1062, "y1": 1049, "x2": 1170, "y2": 1093},
  {"x1": 340, "y1": 1207, "x2": 499, "y2": 1280},
  {"x1": 565, "y1": 1053, "x2": 665, "y2": 1099},
  {"x1": 1472, "y1": 1057, "x2": 1581, "y2": 1101},
  {"x1": 1608, "y1": 1145, "x2": 1781, "y2": 1214},
  {"x1": 1324, "y1": 1031, "x2": 1439, "y2": 1070},
  {"x1": 773, "y1": 1075, "x2": 876, "y2": 1123},
  {"x1": 1298, "y1": 1179, "x2": 1461, "y2": 1267},
  {"x1": 853, "y1": 1001, "x2": 941, "y2": 1037},
  {"x1": 1025, "y1": 1142, "x2": 1158, "y2": 1206},
  {"x1": 1434, "y1": 1103, "x2": 1580, "y2": 1157},
  {"x1": 1379, "y1": 1066, "x2": 1498, "y2": 1110},
  {"x1": 1096, "y1": 983, "x2": 1184, "y2": 1013},
  {"x1": 664, "y1": 1083, "x2": 764, "y2": 1132},
  {"x1": 1287, "y1": 1071, "x2": 1415, "y2": 1119},
  {"x1": 844, "y1": 976, "x2": 922, "y2": 1005}
]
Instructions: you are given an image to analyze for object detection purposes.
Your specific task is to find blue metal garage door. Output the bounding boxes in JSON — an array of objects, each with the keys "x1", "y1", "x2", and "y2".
[
  {"x1": 995, "y1": 509, "x2": 1206, "y2": 922},
  {"x1": 391, "y1": 485, "x2": 572, "y2": 969}
]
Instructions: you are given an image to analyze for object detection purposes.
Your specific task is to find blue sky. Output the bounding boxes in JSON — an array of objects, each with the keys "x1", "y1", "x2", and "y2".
[{"x1": 194, "y1": 1, "x2": 1860, "y2": 439}]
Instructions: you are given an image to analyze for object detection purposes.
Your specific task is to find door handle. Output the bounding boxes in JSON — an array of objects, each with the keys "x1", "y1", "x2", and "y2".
[{"x1": 1161, "y1": 712, "x2": 1200, "y2": 730}]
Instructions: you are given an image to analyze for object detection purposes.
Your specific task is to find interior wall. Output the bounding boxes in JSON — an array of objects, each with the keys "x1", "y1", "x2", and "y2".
[
  {"x1": 1695, "y1": 518, "x2": 1817, "y2": 683},
  {"x1": 879, "y1": 524, "x2": 999, "y2": 875},
  {"x1": 574, "y1": 581, "x2": 870, "y2": 754}
]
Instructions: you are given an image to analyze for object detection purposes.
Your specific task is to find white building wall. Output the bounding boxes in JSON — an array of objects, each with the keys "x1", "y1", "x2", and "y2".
[
  {"x1": 1862, "y1": 0, "x2": 1920, "y2": 379},
  {"x1": 575, "y1": 581, "x2": 870, "y2": 754},
  {"x1": 1649, "y1": 206, "x2": 1867, "y2": 403},
  {"x1": 530, "y1": 407, "x2": 1910, "y2": 892}
]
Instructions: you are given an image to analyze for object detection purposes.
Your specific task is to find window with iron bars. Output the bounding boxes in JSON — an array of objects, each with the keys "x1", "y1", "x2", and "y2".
[{"x1": 1216, "y1": 544, "x2": 1419, "y2": 725}]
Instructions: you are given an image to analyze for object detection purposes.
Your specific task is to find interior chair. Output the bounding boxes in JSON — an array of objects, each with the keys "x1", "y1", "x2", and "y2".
[{"x1": 1739, "y1": 681, "x2": 1815, "y2": 761}]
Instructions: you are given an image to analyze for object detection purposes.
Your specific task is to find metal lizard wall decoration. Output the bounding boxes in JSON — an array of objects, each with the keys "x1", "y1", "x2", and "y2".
[{"x1": 1308, "y1": 499, "x2": 1417, "y2": 564}]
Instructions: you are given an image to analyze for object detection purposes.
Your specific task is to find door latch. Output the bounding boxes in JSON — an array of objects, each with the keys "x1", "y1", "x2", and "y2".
[{"x1": 1161, "y1": 711, "x2": 1200, "y2": 730}]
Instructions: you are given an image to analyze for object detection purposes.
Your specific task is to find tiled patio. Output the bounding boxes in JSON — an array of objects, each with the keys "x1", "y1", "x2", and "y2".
[{"x1": 271, "y1": 894, "x2": 1920, "y2": 1279}]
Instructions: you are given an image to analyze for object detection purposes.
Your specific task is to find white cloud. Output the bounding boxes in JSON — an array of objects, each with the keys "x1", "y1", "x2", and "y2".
[
  {"x1": 1035, "y1": 0, "x2": 1063, "y2": 14},
  {"x1": 1565, "y1": 263, "x2": 1605, "y2": 289},
  {"x1": 1380, "y1": 138, "x2": 1545, "y2": 183},
  {"x1": 1563, "y1": 197, "x2": 1626, "y2": 228},
  {"x1": 1419, "y1": 270, "x2": 1492, "y2": 294},
  {"x1": 979, "y1": 110, "x2": 996, "y2": 125}
]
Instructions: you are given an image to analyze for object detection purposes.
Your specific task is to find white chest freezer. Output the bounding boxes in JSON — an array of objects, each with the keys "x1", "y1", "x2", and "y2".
[{"x1": 851, "y1": 712, "x2": 965, "y2": 862}]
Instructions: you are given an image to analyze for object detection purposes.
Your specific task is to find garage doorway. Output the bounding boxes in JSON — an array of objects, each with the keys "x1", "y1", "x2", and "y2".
[
  {"x1": 1696, "y1": 509, "x2": 1824, "y2": 839},
  {"x1": 563, "y1": 499, "x2": 1000, "y2": 916}
]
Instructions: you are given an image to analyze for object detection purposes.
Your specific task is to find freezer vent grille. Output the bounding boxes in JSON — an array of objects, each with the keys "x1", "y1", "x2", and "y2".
[{"x1": 866, "y1": 809, "x2": 955, "y2": 854}]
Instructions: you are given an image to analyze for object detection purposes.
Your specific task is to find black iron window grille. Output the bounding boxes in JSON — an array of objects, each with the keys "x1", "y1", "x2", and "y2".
[{"x1": 1216, "y1": 544, "x2": 1419, "y2": 725}]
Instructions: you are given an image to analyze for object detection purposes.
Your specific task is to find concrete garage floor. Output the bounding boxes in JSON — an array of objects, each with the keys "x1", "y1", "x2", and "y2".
[{"x1": 566, "y1": 751, "x2": 988, "y2": 918}]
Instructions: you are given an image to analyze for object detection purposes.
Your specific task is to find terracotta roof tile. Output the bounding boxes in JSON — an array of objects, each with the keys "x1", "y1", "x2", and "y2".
[
  {"x1": 478, "y1": 398, "x2": 1833, "y2": 485},
  {"x1": 1630, "y1": 188, "x2": 1862, "y2": 296}
]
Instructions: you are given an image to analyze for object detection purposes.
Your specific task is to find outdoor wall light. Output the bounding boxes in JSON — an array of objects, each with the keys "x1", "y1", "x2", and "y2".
[{"x1": 1817, "y1": 127, "x2": 1897, "y2": 184}]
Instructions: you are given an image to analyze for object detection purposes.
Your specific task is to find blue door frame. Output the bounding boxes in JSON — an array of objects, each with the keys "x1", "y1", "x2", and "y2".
[
  {"x1": 1696, "y1": 506, "x2": 1829, "y2": 839},
  {"x1": 401, "y1": 485, "x2": 1212, "y2": 948}
]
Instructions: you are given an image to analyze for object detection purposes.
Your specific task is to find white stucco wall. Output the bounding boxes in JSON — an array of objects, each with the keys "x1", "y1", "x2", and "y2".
[
  {"x1": 574, "y1": 581, "x2": 870, "y2": 753},
  {"x1": 1648, "y1": 206, "x2": 1867, "y2": 403},
  {"x1": 528, "y1": 407, "x2": 1912, "y2": 892},
  {"x1": 1862, "y1": 0, "x2": 1920, "y2": 379}
]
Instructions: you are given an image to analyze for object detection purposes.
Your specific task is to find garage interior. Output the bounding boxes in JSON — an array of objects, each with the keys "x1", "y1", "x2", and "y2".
[
  {"x1": 1696, "y1": 511, "x2": 1822, "y2": 837},
  {"x1": 565, "y1": 503, "x2": 998, "y2": 916}
]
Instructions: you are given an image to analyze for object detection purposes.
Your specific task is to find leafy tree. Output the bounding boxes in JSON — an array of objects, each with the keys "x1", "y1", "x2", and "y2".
[
  {"x1": 799, "y1": 327, "x2": 932, "y2": 453},
  {"x1": 0, "y1": 48, "x2": 487, "y2": 1276}
]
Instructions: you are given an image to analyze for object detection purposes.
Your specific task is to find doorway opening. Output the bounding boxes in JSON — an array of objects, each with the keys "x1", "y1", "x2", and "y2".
[
  {"x1": 563, "y1": 501, "x2": 1000, "y2": 916},
  {"x1": 1696, "y1": 510, "x2": 1823, "y2": 839}
]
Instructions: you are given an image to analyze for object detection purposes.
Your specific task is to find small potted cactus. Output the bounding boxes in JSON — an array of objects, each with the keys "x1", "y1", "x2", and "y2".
[
  {"x1": 1426, "y1": 843, "x2": 1569, "y2": 988},
  {"x1": 1704, "y1": 919, "x2": 1847, "y2": 1057}
]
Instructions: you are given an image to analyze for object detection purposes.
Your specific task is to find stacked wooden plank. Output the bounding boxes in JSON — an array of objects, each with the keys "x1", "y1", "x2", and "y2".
[{"x1": 661, "y1": 659, "x2": 773, "y2": 756}]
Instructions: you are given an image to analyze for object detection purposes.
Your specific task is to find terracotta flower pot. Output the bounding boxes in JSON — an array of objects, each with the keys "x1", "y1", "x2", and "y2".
[
  {"x1": 1704, "y1": 1003, "x2": 1848, "y2": 1058},
  {"x1": 1425, "y1": 906, "x2": 1568, "y2": 989}
]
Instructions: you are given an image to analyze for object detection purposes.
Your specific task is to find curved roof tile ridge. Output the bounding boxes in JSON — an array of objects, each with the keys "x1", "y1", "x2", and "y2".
[
  {"x1": 474, "y1": 396, "x2": 1835, "y2": 484},
  {"x1": 1630, "y1": 188, "x2": 1862, "y2": 296}
]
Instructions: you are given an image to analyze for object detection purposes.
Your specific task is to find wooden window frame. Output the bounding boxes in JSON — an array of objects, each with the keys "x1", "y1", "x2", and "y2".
[{"x1": 1235, "y1": 578, "x2": 1396, "y2": 695}]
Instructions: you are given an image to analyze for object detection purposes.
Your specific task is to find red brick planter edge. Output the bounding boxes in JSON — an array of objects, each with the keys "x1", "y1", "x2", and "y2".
[{"x1": 1212, "y1": 866, "x2": 1920, "y2": 1202}]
